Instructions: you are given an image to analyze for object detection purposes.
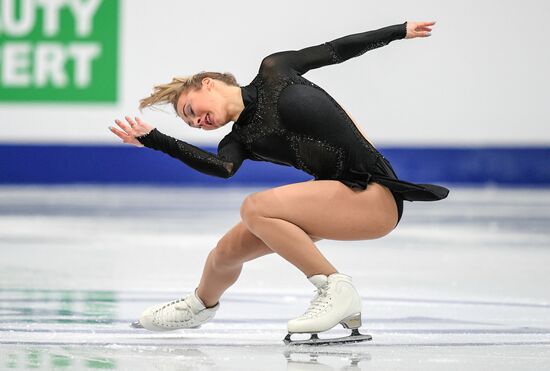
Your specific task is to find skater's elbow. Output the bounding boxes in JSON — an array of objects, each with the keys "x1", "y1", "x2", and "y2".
[{"x1": 220, "y1": 162, "x2": 239, "y2": 179}]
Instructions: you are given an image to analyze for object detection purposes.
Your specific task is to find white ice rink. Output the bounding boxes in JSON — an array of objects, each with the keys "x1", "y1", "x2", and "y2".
[{"x1": 1, "y1": 185, "x2": 549, "y2": 370}]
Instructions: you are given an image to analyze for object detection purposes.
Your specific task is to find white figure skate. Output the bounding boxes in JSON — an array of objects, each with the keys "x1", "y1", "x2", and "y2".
[
  {"x1": 131, "y1": 290, "x2": 219, "y2": 331},
  {"x1": 284, "y1": 273, "x2": 372, "y2": 345}
]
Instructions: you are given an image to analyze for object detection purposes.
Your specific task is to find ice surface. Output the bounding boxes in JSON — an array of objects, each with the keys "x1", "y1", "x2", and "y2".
[{"x1": 1, "y1": 185, "x2": 549, "y2": 370}]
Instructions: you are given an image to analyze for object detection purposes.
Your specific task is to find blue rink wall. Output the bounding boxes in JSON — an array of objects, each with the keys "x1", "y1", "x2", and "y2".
[{"x1": 1, "y1": 144, "x2": 549, "y2": 186}]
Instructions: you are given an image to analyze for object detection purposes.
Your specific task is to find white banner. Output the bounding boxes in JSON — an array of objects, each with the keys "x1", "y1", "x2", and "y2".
[{"x1": 0, "y1": 0, "x2": 549, "y2": 145}]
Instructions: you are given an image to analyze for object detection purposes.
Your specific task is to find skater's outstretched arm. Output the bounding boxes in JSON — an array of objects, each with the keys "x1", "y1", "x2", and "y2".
[
  {"x1": 259, "y1": 21, "x2": 435, "y2": 76},
  {"x1": 110, "y1": 116, "x2": 245, "y2": 178}
]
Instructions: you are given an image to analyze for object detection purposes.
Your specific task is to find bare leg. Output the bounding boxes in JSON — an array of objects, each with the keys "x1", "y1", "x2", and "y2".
[
  {"x1": 196, "y1": 180, "x2": 397, "y2": 307},
  {"x1": 196, "y1": 221, "x2": 322, "y2": 307},
  {"x1": 240, "y1": 180, "x2": 398, "y2": 277}
]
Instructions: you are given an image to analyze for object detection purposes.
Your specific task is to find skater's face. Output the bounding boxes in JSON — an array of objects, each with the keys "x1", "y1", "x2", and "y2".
[{"x1": 176, "y1": 78, "x2": 228, "y2": 131}]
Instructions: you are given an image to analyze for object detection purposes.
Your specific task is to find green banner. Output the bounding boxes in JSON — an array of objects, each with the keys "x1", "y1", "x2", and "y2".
[{"x1": 0, "y1": 0, "x2": 118, "y2": 102}]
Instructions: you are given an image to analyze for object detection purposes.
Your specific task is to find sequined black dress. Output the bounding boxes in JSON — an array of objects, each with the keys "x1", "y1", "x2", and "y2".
[{"x1": 137, "y1": 22, "x2": 449, "y2": 202}]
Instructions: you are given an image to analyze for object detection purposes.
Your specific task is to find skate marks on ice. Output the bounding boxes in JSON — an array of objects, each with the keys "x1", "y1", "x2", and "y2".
[
  {"x1": 1, "y1": 187, "x2": 550, "y2": 369},
  {"x1": 1, "y1": 289, "x2": 550, "y2": 369},
  {"x1": 0, "y1": 344, "x2": 377, "y2": 371},
  {"x1": 2, "y1": 288, "x2": 550, "y2": 346},
  {"x1": 2, "y1": 345, "x2": 550, "y2": 371}
]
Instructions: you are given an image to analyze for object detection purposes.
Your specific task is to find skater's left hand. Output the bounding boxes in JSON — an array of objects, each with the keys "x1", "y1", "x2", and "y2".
[
  {"x1": 405, "y1": 21, "x2": 436, "y2": 39},
  {"x1": 110, "y1": 116, "x2": 155, "y2": 147}
]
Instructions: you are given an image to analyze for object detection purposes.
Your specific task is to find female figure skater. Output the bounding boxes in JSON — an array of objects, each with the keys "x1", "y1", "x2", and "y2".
[{"x1": 110, "y1": 20, "x2": 448, "y2": 344}]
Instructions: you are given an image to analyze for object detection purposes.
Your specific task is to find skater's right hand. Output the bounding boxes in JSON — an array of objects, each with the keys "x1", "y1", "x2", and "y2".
[
  {"x1": 110, "y1": 116, "x2": 155, "y2": 147},
  {"x1": 405, "y1": 21, "x2": 435, "y2": 39}
]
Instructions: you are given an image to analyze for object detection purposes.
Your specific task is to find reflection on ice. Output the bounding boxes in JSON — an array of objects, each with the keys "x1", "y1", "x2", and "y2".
[{"x1": 1, "y1": 186, "x2": 550, "y2": 370}]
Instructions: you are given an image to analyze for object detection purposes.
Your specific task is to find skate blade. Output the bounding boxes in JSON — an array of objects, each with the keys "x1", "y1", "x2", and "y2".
[
  {"x1": 130, "y1": 320, "x2": 143, "y2": 329},
  {"x1": 283, "y1": 329, "x2": 372, "y2": 345}
]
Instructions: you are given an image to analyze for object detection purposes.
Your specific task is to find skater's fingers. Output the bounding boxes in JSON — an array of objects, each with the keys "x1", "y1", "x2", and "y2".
[
  {"x1": 110, "y1": 129, "x2": 144, "y2": 147},
  {"x1": 125, "y1": 116, "x2": 138, "y2": 128},
  {"x1": 134, "y1": 117, "x2": 155, "y2": 136},
  {"x1": 114, "y1": 118, "x2": 132, "y2": 135},
  {"x1": 109, "y1": 125, "x2": 128, "y2": 139},
  {"x1": 415, "y1": 21, "x2": 436, "y2": 27}
]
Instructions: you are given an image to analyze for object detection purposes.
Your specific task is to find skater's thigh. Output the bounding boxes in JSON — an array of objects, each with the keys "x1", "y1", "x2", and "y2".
[
  {"x1": 217, "y1": 221, "x2": 323, "y2": 264},
  {"x1": 241, "y1": 180, "x2": 398, "y2": 241}
]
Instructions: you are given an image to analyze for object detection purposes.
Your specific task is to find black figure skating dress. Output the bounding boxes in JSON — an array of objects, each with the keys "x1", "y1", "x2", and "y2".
[{"x1": 137, "y1": 22, "x2": 449, "y2": 203}]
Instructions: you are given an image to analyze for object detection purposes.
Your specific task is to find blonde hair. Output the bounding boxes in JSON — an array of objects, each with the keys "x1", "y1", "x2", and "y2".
[{"x1": 139, "y1": 72, "x2": 238, "y2": 112}]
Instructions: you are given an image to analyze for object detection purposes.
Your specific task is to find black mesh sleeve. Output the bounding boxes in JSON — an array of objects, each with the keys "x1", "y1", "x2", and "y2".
[
  {"x1": 259, "y1": 22, "x2": 407, "y2": 75},
  {"x1": 136, "y1": 129, "x2": 246, "y2": 179},
  {"x1": 326, "y1": 22, "x2": 407, "y2": 63}
]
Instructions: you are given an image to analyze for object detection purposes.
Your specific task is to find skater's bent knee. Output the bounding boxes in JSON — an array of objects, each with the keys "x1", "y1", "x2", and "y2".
[
  {"x1": 240, "y1": 193, "x2": 266, "y2": 228},
  {"x1": 240, "y1": 194, "x2": 257, "y2": 219}
]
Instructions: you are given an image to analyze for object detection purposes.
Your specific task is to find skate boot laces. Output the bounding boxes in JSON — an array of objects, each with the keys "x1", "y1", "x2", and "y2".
[
  {"x1": 302, "y1": 284, "x2": 331, "y2": 319},
  {"x1": 154, "y1": 298, "x2": 194, "y2": 325}
]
